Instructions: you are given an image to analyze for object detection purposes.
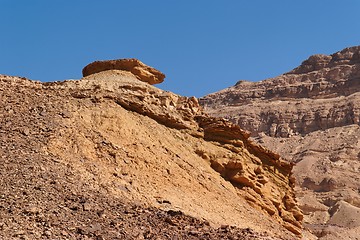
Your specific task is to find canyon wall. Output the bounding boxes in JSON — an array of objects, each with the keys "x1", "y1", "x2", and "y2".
[{"x1": 200, "y1": 46, "x2": 360, "y2": 239}]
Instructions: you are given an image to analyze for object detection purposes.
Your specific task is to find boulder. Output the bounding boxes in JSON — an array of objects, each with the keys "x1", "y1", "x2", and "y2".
[{"x1": 82, "y1": 58, "x2": 165, "y2": 85}]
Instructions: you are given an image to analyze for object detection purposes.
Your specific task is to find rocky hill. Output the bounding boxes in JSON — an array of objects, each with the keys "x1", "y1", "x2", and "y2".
[
  {"x1": 0, "y1": 60, "x2": 304, "y2": 239},
  {"x1": 200, "y1": 46, "x2": 360, "y2": 239}
]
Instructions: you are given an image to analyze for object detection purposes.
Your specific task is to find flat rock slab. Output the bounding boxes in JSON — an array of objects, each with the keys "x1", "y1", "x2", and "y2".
[{"x1": 82, "y1": 58, "x2": 165, "y2": 85}]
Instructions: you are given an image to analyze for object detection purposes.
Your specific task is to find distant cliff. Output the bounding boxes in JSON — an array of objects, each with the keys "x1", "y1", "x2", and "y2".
[
  {"x1": 200, "y1": 46, "x2": 360, "y2": 137},
  {"x1": 200, "y1": 46, "x2": 360, "y2": 239}
]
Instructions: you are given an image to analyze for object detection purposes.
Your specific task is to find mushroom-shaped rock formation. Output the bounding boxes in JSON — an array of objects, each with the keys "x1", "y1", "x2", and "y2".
[{"x1": 82, "y1": 58, "x2": 165, "y2": 85}]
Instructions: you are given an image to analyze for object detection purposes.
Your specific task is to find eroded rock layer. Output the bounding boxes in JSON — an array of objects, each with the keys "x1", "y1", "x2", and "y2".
[
  {"x1": 0, "y1": 62, "x2": 301, "y2": 239},
  {"x1": 200, "y1": 46, "x2": 360, "y2": 239},
  {"x1": 82, "y1": 58, "x2": 165, "y2": 85}
]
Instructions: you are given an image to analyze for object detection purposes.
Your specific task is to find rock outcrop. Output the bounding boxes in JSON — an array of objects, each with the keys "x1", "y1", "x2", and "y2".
[
  {"x1": 74, "y1": 67, "x2": 302, "y2": 235},
  {"x1": 200, "y1": 46, "x2": 360, "y2": 239},
  {"x1": 82, "y1": 58, "x2": 165, "y2": 84},
  {"x1": 0, "y1": 60, "x2": 302, "y2": 239}
]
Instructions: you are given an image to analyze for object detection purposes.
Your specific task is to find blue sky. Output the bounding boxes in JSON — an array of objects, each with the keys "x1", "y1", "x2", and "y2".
[{"x1": 1, "y1": 1, "x2": 360, "y2": 97}]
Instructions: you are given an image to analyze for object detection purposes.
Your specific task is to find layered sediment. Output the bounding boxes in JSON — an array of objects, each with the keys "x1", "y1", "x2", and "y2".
[{"x1": 200, "y1": 46, "x2": 360, "y2": 239}]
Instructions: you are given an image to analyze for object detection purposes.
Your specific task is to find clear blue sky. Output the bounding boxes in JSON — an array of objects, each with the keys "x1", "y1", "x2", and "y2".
[{"x1": 1, "y1": 1, "x2": 360, "y2": 97}]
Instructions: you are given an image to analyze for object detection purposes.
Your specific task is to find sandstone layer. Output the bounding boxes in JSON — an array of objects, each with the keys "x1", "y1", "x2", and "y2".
[
  {"x1": 0, "y1": 61, "x2": 302, "y2": 239},
  {"x1": 82, "y1": 58, "x2": 165, "y2": 85},
  {"x1": 200, "y1": 46, "x2": 360, "y2": 239}
]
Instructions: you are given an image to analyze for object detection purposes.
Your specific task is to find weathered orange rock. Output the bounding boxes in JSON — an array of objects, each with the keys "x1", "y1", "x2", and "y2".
[
  {"x1": 82, "y1": 58, "x2": 165, "y2": 85},
  {"x1": 66, "y1": 68, "x2": 303, "y2": 236}
]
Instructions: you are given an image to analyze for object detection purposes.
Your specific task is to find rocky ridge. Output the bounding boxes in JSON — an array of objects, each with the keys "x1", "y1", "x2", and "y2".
[
  {"x1": 0, "y1": 60, "x2": 302, "y2": 239},
  {"x1": 200, "y1": 46, "x2": 360, "y2": 239}
]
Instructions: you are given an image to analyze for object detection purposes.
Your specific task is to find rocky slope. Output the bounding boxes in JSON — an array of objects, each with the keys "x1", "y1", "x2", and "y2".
[
  {"x1": 200, "y1": 46, "x2": 360, "y2": 239},
  {"x1": 0, "y1": 59, "x2": 303, "y2": 239}
]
